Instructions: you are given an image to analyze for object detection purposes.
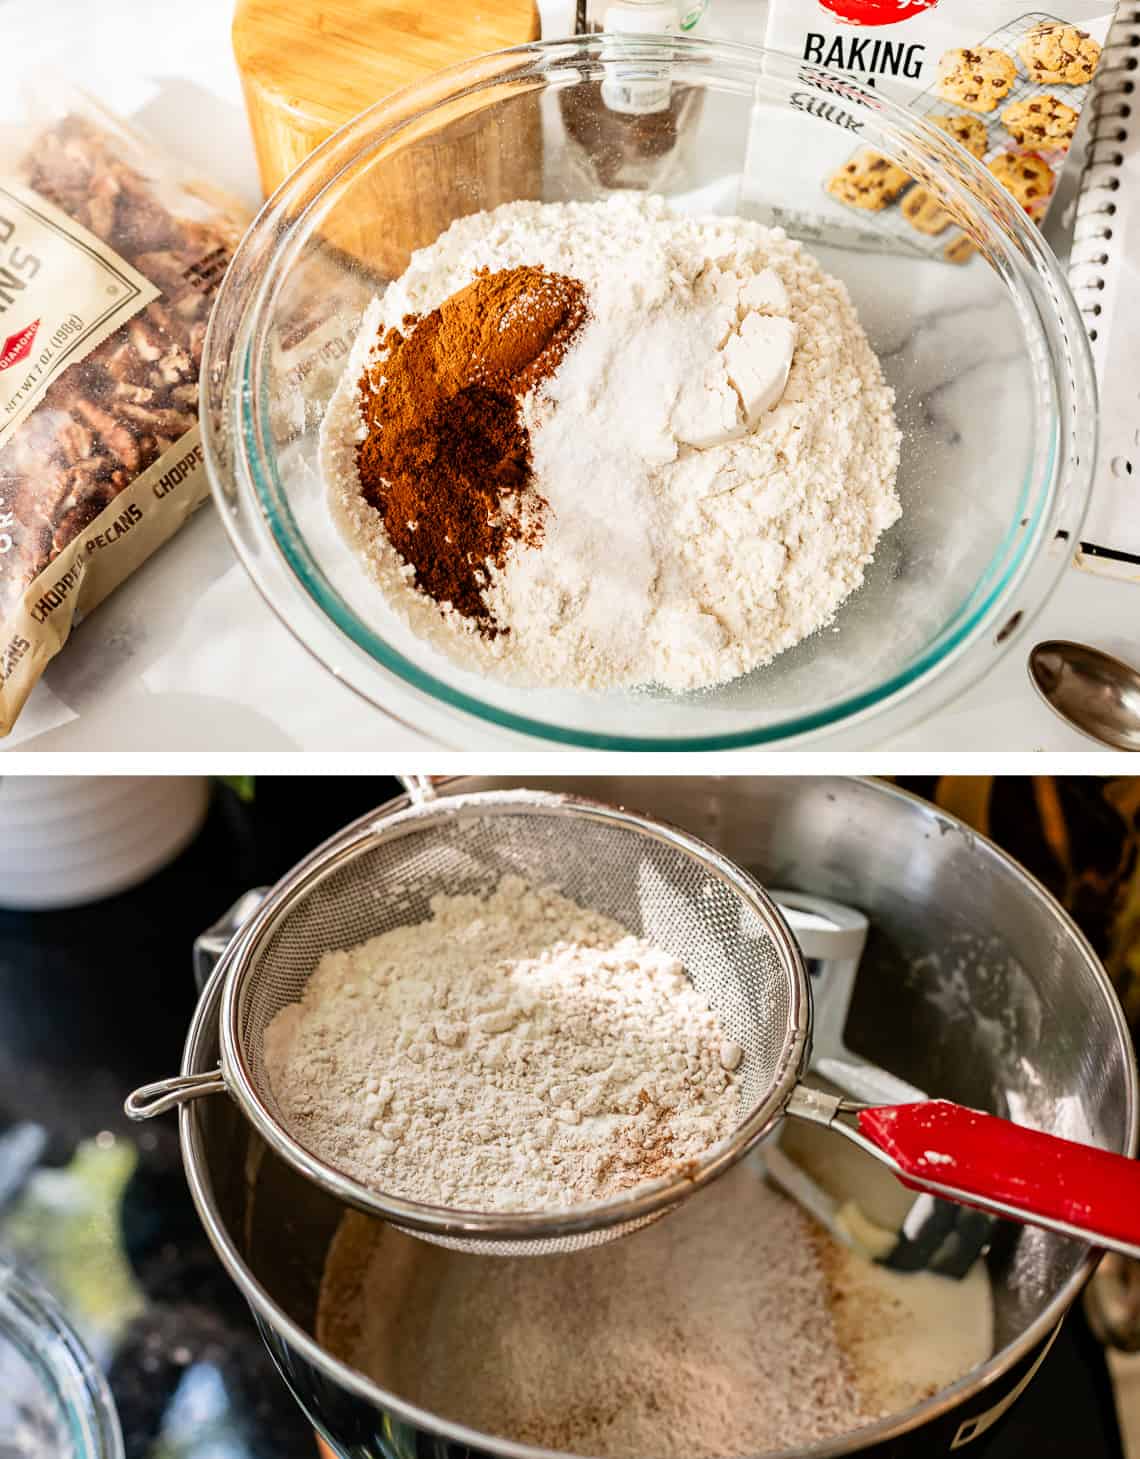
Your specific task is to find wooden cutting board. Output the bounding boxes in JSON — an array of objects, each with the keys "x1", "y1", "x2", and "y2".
[
  {"x1": 233, "y1": 0, "x2": 541, "y2": 196},
  {"x1": 233, "y1": 0, "x2": 542, "y2": 272}
]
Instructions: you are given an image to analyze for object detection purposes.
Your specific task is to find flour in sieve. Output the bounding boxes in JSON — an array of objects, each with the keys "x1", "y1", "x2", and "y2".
[
  {"x1": 321, "y1": 194, "x2": 902, "y2": 692},
  {"x1": 262, "y1": 876, "x2": 742, "y2": 1212}
]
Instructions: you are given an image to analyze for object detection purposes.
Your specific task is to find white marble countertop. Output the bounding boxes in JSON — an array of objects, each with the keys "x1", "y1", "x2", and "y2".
[{"x1": 5, "y1": 0, "x2": 1137, "y2": 752}]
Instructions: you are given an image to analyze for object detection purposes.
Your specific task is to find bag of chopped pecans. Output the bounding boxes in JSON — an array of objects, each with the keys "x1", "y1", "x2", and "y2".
[{"x1": 0, "y1": 90, "x2": 249, "y2": 734}]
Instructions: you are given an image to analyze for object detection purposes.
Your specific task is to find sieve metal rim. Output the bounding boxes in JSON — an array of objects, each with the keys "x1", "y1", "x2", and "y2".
[{"x1": 218, "y1": 788, "x2": 813, "y2": 1241}]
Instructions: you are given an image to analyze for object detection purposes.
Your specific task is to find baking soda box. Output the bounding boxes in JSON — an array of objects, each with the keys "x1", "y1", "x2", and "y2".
[{"x1": 756, "y1": 1, "x2": 1113, "y2": 261}]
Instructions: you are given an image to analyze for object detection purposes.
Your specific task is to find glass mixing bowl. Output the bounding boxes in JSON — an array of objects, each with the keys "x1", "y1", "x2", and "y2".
[
  {"x1": 203, "y1": 37, "x2": 1096, "y2": 749},
  {"x1": 0, "y1": 1261, "x2": 124, "y2": 1459}
]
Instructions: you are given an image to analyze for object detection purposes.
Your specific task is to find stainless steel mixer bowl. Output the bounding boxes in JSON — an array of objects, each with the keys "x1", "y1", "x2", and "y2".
[{"x1": 179, "y1": 777, "x2": 1138, "y2": 1459}]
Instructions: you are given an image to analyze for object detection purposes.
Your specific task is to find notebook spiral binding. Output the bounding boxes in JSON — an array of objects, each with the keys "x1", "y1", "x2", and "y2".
[{"x1": 1069, "y1": 2, "x2": 1140, "y2": 344}]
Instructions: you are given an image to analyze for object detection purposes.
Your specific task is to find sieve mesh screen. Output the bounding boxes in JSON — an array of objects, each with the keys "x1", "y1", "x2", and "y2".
[{"x1": 226, "y1": 795, "x2": 804, "y2": 1255}]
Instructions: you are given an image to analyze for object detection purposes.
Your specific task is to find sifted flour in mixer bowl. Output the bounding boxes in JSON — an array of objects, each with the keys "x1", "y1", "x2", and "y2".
[{"x1": 317, "y1": 1159, "x2": 993, "y2": 1457}]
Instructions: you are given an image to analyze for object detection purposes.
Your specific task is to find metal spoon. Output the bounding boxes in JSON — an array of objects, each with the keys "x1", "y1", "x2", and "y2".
[{"x1": 1028, "y1": 640, "x2": 1140, "y2": 751}]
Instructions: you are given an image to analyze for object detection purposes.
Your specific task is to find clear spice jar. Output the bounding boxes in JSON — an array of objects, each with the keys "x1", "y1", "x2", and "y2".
[
  {"x1": 560, "y1": 0, "x2": 709, "y2": 190},
  {"x1": 581, "y1": 0, "x2": 709, "y2": 37}
]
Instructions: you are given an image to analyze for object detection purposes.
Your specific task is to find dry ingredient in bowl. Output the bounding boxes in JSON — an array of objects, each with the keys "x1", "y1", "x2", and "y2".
[
  {"x1": 262, "y1": 875, "x2": 741, "y2": 1212},
  {"x1": 322, "y1": 194, "x2": 902, "y2": 692},
  {"x1": 356, "y1": 266, "x2": 588, "y2": 630},
  {"x1": 317, "y1": 1160, "x2": 994, "y2": 1457}
]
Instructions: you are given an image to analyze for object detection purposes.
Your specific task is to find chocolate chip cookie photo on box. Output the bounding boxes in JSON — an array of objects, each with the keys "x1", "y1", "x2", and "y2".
[
  {"x1": 824, "y1": 150, "x2": 911, "y2": 210},
  {"x1": 901, "y1": 187, "x2": 954, "y2": 236},
  {"x1": 1018, "y1": 21, "x2": 1102, "y2": 85},
  {"x1": 943, "y1": 232, "x2": 978, "y2": 264},
  {"x1": 1001, "y1": 94, "x2": 1080, "y2": 151},
  {"x1": 936, "y1": 47, "x2": 1017, "y2": 113},
  {"x1": 927, "y1": 112, "x2": 989, "y2": 160},
  {"x1": 987, "y1": 151, "x2": 1057, "y2": 213}
]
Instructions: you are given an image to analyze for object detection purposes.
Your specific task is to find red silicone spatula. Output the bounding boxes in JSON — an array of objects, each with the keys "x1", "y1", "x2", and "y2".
[{"x1": 785, "y1": 1086, "x2": 1140, "y2": 1258}]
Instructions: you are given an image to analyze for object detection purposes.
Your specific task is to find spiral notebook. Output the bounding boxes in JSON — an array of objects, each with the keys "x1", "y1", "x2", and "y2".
[{"x1": 1070, "y1": 1, "x2": 1140, "y2": 580}]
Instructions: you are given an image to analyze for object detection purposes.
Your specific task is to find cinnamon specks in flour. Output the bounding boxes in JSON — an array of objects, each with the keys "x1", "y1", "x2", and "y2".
[
  {"x1": 321, "y1": 194, "x2": 901, "y2": 692},
  {"x1": 318, "y1": 1162, "x2": 993, "y2": 1456},
  {"x1": 318, "y1": 1163, "x2": 869, "y2": 1456},
  {"x1": 262, "y1": 875, "x2": 741, "y2": 1212}
]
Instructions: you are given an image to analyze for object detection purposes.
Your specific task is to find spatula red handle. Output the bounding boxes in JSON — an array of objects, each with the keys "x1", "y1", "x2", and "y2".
[{"x1": 857, "y1": 1099, "x2": 1140, "y2": 1258}]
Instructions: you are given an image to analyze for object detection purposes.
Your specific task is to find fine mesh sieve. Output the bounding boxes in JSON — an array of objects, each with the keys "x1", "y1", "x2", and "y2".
[
  {"x1": 126, "y1": 784, "x2": 812, "y2": 1257},
  {"x1": 128, "y1": 782, "x2": 1140, "y2": 1262}
]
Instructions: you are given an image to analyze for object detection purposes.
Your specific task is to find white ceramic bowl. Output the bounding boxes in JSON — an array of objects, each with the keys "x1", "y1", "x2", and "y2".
[{"x1": 0, "y1": 777, "x2": 209, "y2": 910}]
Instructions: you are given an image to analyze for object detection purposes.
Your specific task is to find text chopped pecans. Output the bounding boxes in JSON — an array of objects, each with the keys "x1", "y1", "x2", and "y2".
[{"x1": 0, "y1": 92, "x2": 249, "y2": 735}]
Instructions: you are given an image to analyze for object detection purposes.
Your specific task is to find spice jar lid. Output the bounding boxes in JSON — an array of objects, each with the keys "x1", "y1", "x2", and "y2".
[{"x1": 0, "y1": 1260, "x2": 124, "y2": 1459}]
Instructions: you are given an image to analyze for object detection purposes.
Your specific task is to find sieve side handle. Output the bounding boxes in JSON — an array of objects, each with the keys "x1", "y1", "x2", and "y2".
[
  {"x1": 195, "y1": 887, "x2": 271, "y2": 993},
  {"x1": 125, "y1": 1069, "x2": 227, "y2": 1120}
]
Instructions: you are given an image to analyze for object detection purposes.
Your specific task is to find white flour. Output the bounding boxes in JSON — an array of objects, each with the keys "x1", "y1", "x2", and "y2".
[
  {"x1": 322, "y1": 195, "x2": 902, "y2": 692},
  {"x1": 262, "y1": 876, "x2": 741, "y2": 1212}
]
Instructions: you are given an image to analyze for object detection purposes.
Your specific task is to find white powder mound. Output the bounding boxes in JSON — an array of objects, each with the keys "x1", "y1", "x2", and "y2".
[
  {"x1": 262, "y1": 875, "x2": 741, "y2": 1213},
  {"x1": 322, "y1": 195, "x2": 901, "y2": 692}
]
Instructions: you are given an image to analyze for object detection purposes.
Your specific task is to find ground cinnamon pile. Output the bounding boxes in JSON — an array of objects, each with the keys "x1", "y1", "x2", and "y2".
[{"x1": 356, "y1": 266, "x2": 588, "y2": 631}]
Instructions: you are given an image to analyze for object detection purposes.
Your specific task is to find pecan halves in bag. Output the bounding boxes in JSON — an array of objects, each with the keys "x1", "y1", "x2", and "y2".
[{"x1": 0, "y1": 102, "x2": 248, "y2": 734}]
